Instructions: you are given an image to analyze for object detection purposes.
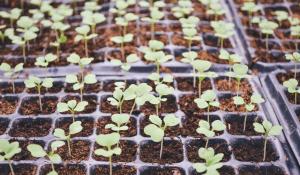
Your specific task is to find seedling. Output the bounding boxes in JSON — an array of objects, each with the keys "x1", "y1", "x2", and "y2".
[
  {"x1": 197, "y1": 120, "x2": 226, "y2": 148},
  {"x1": 225, "y1": 64, "x2": 249, "y2": 95},
  {"x1": 81, "y1": 10, "x2": 106, "y2": 37},
  {"x1": 111, "y1": 33, "x2": 133, "y2": 60},
  {"x1": 233, "y1": 93, "x2": 265, "y2": 132},
  {"x1": 67, "y1": 53, "x2": 93, "y2": 76},
  {"x1": 50, "y1": 22, "x2": 70, "y2": 58},
  {"x1": 75, "y1": 25, "x2": 97, "y2": 57},
  {"x1": 275, "y1": 11, "x2": 288, "y2": 27},
  {"x1": 27, "y1": 141, "x2": 65, "y2": 175},
  {"x1": 141, "y1": 7, "x2": 164, "y2": 39},
  {"x1": 83, "y1": 1, "x2": 101, "y2": 12},
  {"x1": 57, "y1": 100, "x2": 88, "y2": 122},
  {"x1": 115, "y1": 13, "x2": 138, "y2": 36},
  {"x1": 111, "y1": 53, "x2": 139, "y2": 71},
  {"x1": 199, "y1": 0, "x2": 220, "y2": 6},
  {"x1": 0, "y1": 8, "x2": 22, "y2": 27},
  {"x1": 144, "y1": 114, "x2": 180, "y2": 159},
  {"x1": 181, "y1": 51, "x2": 198, "y2": 88},
  {"x1": 0, "y1": 140, "x2": 21, "y2": 175},
  {"x1": 139, "y1": 0, "x2": 165, "y2": 8},
  {"x1": 193, "y1": 60, "x2": 217, "y2": 95},
  {"x1": 35, "y1": 53, "x2": 57, "y2": 72},
  {"x1": 0, "y1": 63, "x2": 23, "y2": 93},
  {"x1": 148, "y1": 73, "x2": 173, "y2": 85},
  {"x1": 253, "y1": 120, "x2": 282, "y2": 161},
  {"x1": 241, "y1": 2, "x2": 260, "y2": 27},
  {"x1": 193, "y1": 147, "x2": 224, "y2": 175},
  {"x1": 53, "y1": 121, "x2": 83, "y2": 156},
  {"x1": 194, "y1": 90, "x2": 220, "y2": 122},
  {"x1": 171, "y1": 0, "x2": 193, "y2": 19},
  {"x1": 207, "y1": 2, "x2": 225, "y2": 21},
  {"x1": 108, "y1": 82, "x2": 127, "y2": 114},
  {"x1": 110, "y1": 0, "x2": 135, "y2": 16},
  {"x1": 24, "y1": 76, "x2": 54, "y2": 111},
  {"x1": 219, "y1": 49, "x2": 241, "y2": 83},
  {"x1": 140, "y1": 40, "x2": 173, "y2": 74},
  {"x1": 105, "y1": 114, "x2": 130, "y2": 133},
  {"x1": 258, "y1": 19, "x2": 278, "y2": 51},
  {"x1": 211, "y1": 21, "x2": 234, "y2": 49},
  {"x1": 94, "y1": 133, "x2": 121, "y2": 175},
  {"x1": 285, "y1": 52, "x2": 300, "y2": 79},
  {"x1": 290, "y1": 25, "x2": 300, "y2": 50},
  {"x1": 179, "y1": 16, "x2": 200, "y2": 29},
  {"x1": 283, "y1": 78, "x2": 300, "y2": 104},
  {"x1": 150, "y1": 84, "x2": 174, "y2": 115},
  {"x1": 182, "y1": 27, "x2": 200, "y2": 51}
]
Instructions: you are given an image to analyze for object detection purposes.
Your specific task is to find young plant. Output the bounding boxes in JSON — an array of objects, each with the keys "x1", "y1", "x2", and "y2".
[
  {"x1": 258, "y1": 19, "x2": 278, "y2": 51},
  {"x1": 283, "y1": 78, "x2": 300, "y2": 104},
  {"x1": 105, "y1": 114, "x2": 130, "y2": 134},
  {"x1": 35, "y1": 53, "x2": 57, "y2": 71},
  {"x1": 144, "y1": 114, "x2": 180, "y2": 159},
  {"x1": 108, "y1": 82, "x2": 127, "y2": 114},
  {"x1": 111, "y1": 53, "x2": 139, "y2": 72},
  {"x1": 50, "y1": 22, "x2": 70, "y2": 58},
  {"x1": 57, "y1": 100, "x2": 88, "y2": 122},
  {"x1": 211, "y1": 21, "x2": 234, "y2": 49},
  {"x1": 196, "y1": 120, "x2": 225, "y2": 148},
  {"x1": 171, "y1": 0, "x2": 193, "y2": 19},
  {"x1": 194, "y1": 90, "x2": 220, "y2": 123},
  {"x1": 110, "y1": 0, "x2": 135, "y2": 16},
  {"x1": 193, "y1": 147, "x2": 224, "y2": 175},
  {"x1": 285, "y1": 52, "x2": 300, "y2": 79},
  {"x1": 0, "y1": 140, "x2": 21, "y2": 175},
  {"x1": 67, "y1": 53, "x2": 93, "y2": 76},
  {"x1": 27, "y1": 141, "x2": 65, "y2": 175},
  {"x1": 206, "y1": 2, "x2": 225, "y2": 21},
  {"x1": 179, "y1": 16, "x2": 200, "y2": 29},
  {"x1": 0, "y1": 8, "x2": 22, "y2": 27},
  {"x1": 290, "y1": 25, "x2": 300, "y2": 50},
  {"x1": 53, "y1": 121, "x2": 83, "y2": 156},
  {"x1": 233, "y1": 93, "x2": 265, "y2": 132},
  {"x1": 150, "y1": 84, "x2": 175, "y2": 115},
  {"x1": 148, "y1": 73, "x2": 173, "y2": 86},
  {"x1": 111, "y1": 33, "x2": 133, "y2": 61},
  {"x1": 181, "y1": 51, "x2": 198, "y2": 88},
  {"x1": 115, "y1": 12, "x2": 138, "y2": 36},
  {"x1": 81, "y1": 10, "x2": 106, "y2": 37},
  {"x1": 253, "y1": 120, "x2": 282, "y2": 161},
  {"x1": 0, "y1": 63, "x2": 23, "y2": 94},
  {"x1": 241, "y1": 2, "x2": 260, "y2": 27},
  {"x1": 74, "y1": 25, "x2": 97, "y2": 57},
  {"x1": 182, "y1": 27, "x2": 200, "y2": 51},
  {"x1": 24, "y1": 76, "x2": 54, "y2": 111},
  {"x1": 274, "y1": 11, "x2": 288, "y2": 27},
  {"x1": 225, "y1": 64, "x2": 249, "y2": 95},
  {"x1": 139, "y1": 0, "x2": 165, "y2": 8},
  {"x1": 94, "y1": 133, "x2": 121, "y2": 175},
  {"x1": 83, "y1": 1, "x2": 101, "y2": 12},
  {"x1": 219, "y1": 49, "x2": 242, "y2": 83},
  {"x1": 141, "y1": 7, "x2": 164, "y2": 39},
  {"x1": 193, "y1": 60, "x2": 217, "y2": 95}
]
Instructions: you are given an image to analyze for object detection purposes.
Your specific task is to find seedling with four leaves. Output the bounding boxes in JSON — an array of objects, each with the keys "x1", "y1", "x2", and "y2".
[
  {"x1": 57, "y1": 100, "x2": 88, "y2": 122},
  {"x1": 0, "y1": 63, "x2": 23, "y2": 94},
  {"x1": 0, "y1": 140, "x2": 21, "y2": 175}
]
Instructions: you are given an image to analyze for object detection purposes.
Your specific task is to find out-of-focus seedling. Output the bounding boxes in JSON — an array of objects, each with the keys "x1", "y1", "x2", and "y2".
[
  {"x1": 111, "y1": 53, "x2": 139, "y2": 72},
  {"x1": 181, "y1": 51, "x2": 198, "y2": 88},
  {"x1": 149, "y1": 84, "x2": 174, "y2": 115},
  {"x1": 0, "y1": 63, "x2": 23, "y2": 94},
  {"x1": 283, "y1": 78, "x2": 300, "y2": 104},
  {"x1": 225, "y1": 64, "x2": 249, "y2": 95},
  {"x1": 241, "y1": 2, "x2": 260, "y2": 27},
  {"x1": 171, "y1": 0, "x2": 193, "y2": 19},
  {"x1": 285, "y1": 52, "x2": 300, "y2": 79},
  {"x1": 141, "y1": 7, "x2": 164, "y2": 39},
  {"x1": 0, "y1": 8, "x2": 22, "y2": 27},
  {"x1": 274, "y1": 11, "x2": 288, "y2": 27},
  {"x1": 75, "y1": 25, "x2": 97, "y2": 57},
  {"x1": 35, "y1": 53, "x2": 57, "y2": 72},
  {"x1": 211, "y1": 21, "x2": 234, "y2": 49},
  {"x1": 57, "y1": 100, "x2": 88, "y2": 122},
  {"x1": 0, "y1": 140, "x2": 21, "y2": 175},
  {"x1": 258, "y1": 19, "x2": 278, "y2": 51}
]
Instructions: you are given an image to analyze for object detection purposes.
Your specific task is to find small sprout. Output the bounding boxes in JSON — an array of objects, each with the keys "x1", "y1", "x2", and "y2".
[
  {"x1": 81, "y1": 10, "x2": 106, "y2": 36},
  {"x1": 53, "y1": 121, "x2": 83, "y2": 156},
  {"x1": 181, "y1": 51, "x2": 198, "y2": 88},
  {"x1": 171, "y1": 0, "x2": 193, "y2": 19},
  {"x1": 148, "y1": 73, "x2": 173, "y2": 86},
  {"x1": 233, "y1": 93, "x2": 265, "y2": 132},
  {"x1": 150, "y1": 83, "x2": 174, "y2": 115},
  {"x1": 110, "y1": 0, "x2": 135, "y2": 16},
  {"x1": 50, "y1": 22, "x2": 70, "y2": 58},
  {"x1": 57, "y1": 100, "x2": 88, "y2": 122},
  {"x1": 192, "y1": 60, "x2": 217, "y2": 95},
  {"x1": 285, "y1": 52, "x2": 300, "y2": 79},
  {"x1": 206, "y1": 2, "x2": 225, "y2": 21},
  {"x1": 219, "y1": 49, "x2": 242, "y2": 83},
  {"x1": 0, "y1": 8, "x2": 22, "y2": 27},
  {"x1": 182, "y1": 27, "x2": 200, "y2": 51},
  {"x1": 35, "y1": 53, "x2": 57, "y2": 71},
  {"x1": 258, "y1": 19, "x2": 278, "y2": 51},
  {"x1": 75, "y1": 25, "x2": 97, "y2": 57},
  {"x1": 108, "y1": 82, "x2": 127, "y2": 114},
  {"x1": 211, "y1": 21, "x2": 234, "y2": 49},
  {"x1": 289, "y1": 17, "x2": 300, "y2": 26},
  {"x1": 111, "y1": 53, "x2": 139, "y2": 71},
  {"x1": 241, "y1": 2, "x2": 260, "y2": 27},
  {"x1": 253, "y1": 120, "x2": 282, "y2": 161},
  {"x1": 24, "y1": 76, "x2": 54, "y2": 111},
  {"x1": 27, "y1": 141, "x2": 65, "y2": 175},
  {"x1": 283, "y1": 78, "x2": 300, "y2": 104},
  {"x1": 105, "y1": 114, "x2": 130, "y2": 133},
  {"x1": 197, "y1": 120, "x2": 225, "y2": 148},
  {"x1": 67, "y1": 53, "x2": 93, "y2": 71},
  {"x1": 0, "y1": 140, "x2": 21, "y2": 175},
  {"x1": 94, "y1": 133, "x2": 121, "y2": 175},
  {"x1": 141, "y1": 7, "x2": 164, "y2": 39},
  {"x1": 225, "y1": 64, "x2": 249, "y2": 95},
  {"x1": 194, "y1": 90, "x2": 220, "y2": 122},
  {"x1": 0, "y1": 63, "x2": 23, "y2": 93},
  {"x1": 274, "y1": 11, "x2": 288, "y2": 27},
  {"x1": 144, "y1": 114, "x2": 180, "y2": 159},
  {"x1": 193, "y1": 147, "x2": 224, "y2": 175},
  {"x1": 111, "y1": 33, "x2": 134, "y2": 60},
  {"x1": 199, "y1": 0, "x2": 220, "y2": 6}
]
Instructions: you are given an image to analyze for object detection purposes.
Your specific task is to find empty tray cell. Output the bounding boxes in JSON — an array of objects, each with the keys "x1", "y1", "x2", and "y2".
[{"x1": 9, "y1": 118, "x2": 52, "y2": 137}]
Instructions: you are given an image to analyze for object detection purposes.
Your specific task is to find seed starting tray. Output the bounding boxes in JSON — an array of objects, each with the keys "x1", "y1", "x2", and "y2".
[{"x1": 0, "y1": 72, "x2": 299, "y2": 175}]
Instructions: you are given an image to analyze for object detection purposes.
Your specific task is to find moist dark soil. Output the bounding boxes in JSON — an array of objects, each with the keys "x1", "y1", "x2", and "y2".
[
  {"x1": 139, "y1": 34, "x2": 169, "y2": 46},
  {"x1": 171, "y1": 33, "x2": 201, "y2": 47},
  {"x1": 253, "y1": 50, "x2": 287, "y2": 63},
  {"x1": 0, "y1": 164, "x2": 37, "y2": 175},
  {"x1": 186, "y1": 139, "x2": 231, "y2": 162},
  {"x1": 181, "y1": 114, "x2": 222, "y2": 137},
  {"x1": 225, "y1": 115, "x2": 262, "y2": 136},
  {"x1": 285, "y1": 91, "x2": 300, "y2": 104},
  {"x1": 102, "y1": 80, "x2": 137, "y2": 92},
  {"x1": 9, "y1": 118, "x2": 52, "y2": 137},
  {"x1": 140, "y1": 140, "x2": 183, "y2": 164},
  {"x1": 27, "y1": 82, "x2": 64, "y2": 94},
  {"x1": 100, "y1": 96, "x2": 134, "y2": 114},
  {"x1": 10, "y1": 140, "x2": 45, "y2": 161},
  {"x1": 140, "y1": 95, "x2": 178, "y2": 115},
  {"x1": 232, "y1": 138, "x2": 279, "y2": 162},
  {"x1": 54, "y1": 140, "x2": 90, "y2": 161},
  {"x1": 214, "y1": 78, "x2": 253, "y2": 94},
  {"x1": 219, "y1": 95, "x2": 258, "y2": 112},
  {"x1": 176, "y1": 77, "x2": 212, "y2": 92},
  {"x1": 65, "y1": 82, "x2": 101, "y2": 93},
  {"x1": 276, "y1": 72, "x2": 300, "y2": 84},
  {"x1": 19, "y1": 96, "x2": 58, "y2": 115},
  {"x1": 40, "y1": 164, "x2": 86, "y2": 175},
  {"x1": 238, "y1": 165, "x2": 287, "y2": 175},
  {"x1": 191, "y1": 166, "x2": 235, "y2": 175},
  {"x1": 0, "y1": 82, "x2": 25, "y2": 94},
  {"x1": 203, "y1": 34, "x2": 233, "y2": 48},
  {"x1": 55, "y1": 117, "x2": 94, "y2": 137},
  {"x1": 96, "y1": 116, "x2": 137, "y2": 137},
  {"x1": 179, "y1": 94, "x2": 218, "y2": 114},
  {"x1": 93, "y1": 140, "x2": 137, "y2": 162},
  {"x1": 140, "y1": 166, "x2": 185, "y2": 175},
  {"x1": 0, "y1": 118, "x2": 9, "y2": 135},
  {"x1": 62, "y1": 95, "x2": 97, "y2": 113},
  {"x1": 91, "y1": 165, "x2": 136, "y2": 175},
  {"x1": 140, "y1": 115, "x2": 181, "y2": 137},
  {"x1": 0, "y1": 96, "x2": 18, "y2": 115}
]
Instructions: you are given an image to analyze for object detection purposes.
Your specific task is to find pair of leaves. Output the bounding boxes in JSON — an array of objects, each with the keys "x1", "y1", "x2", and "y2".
[
  {"x1": 27, "y1": 141, "x2": 64, "y2": 163},
  {"x1": 225, "y1": 64, "x2": 249, "y2": 79},
  {"x1": 211, "y1": 21, "x2": 234, "y2": 39},
  {"x1": 0, "y1": 63, "x2": 23, "y2": 77},
  {"x1": 196, "y1": 120, "x2": 226, "y2": 138},
  {"x1": 0, "y1": 140, "x2": 21, "y2": 160},
  {"x1": 283, "y1": 78, "x2": 300, "y2": 93},
  {"x1": 24, "y1": 76, "x2": 54, "y2": 89},
  {"x1": 111, "y1": 33, "x2": 133, "y2": 44},
  {"x1": 65, "y1": 73, "x2": 97, "y2": 90},
  {"x1": 105, "y1": 114, "x2": 130, "y2": 132},
  {"x1": 57, "y1": 100, "x2": 88, "y2": 113},
  {"x1": 35, "y1": 53, "x2": 57, "y2": 67},
  {"x1": 111, "y1": 54, "x2": 139, "y2": 71},
  {"x1": 95, "y1": 133, "x2": 121, "y2": 157},
  {"x1": 194, "y1": 90, "x2": 220, "y2": 109},
  {"x1": 219, "y1": 49, "x2": 241, "y2": 63},
  {"x1": 253, "y1": 120, "x2": 283, "y2": 137},
  {"x1": 54, "y1": 121, "x2": 83, "y2": 139},
  {"x1": 258, "y1": 20, "x2": 278, "y2": 35}
]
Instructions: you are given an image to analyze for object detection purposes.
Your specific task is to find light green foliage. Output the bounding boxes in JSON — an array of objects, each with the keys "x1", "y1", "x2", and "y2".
[
  {"x1": 193, "y1": 147, "x2": 224, "y2": 175},
  {"x1": 241, "y1": 2, "x2": 260, "y2": 14},
  {"x1": 211, "y1": 21, "x2": 234, "y2": 48},
  {"x1": 283, "y1": 78, "x2": 300, "y2": 104},
  {"x1": 181, "y1": 51, "x2": 198, "y2": 64},
  {"x1": 81, "y1": 10, "x2": 106, "y2": 34},
  {"x1": 206, "y1": 2, "x2": 225, "y2": 20},
  {"x1": 141, "y1": 7, "x2": 164, "y2": 39},
  {"x1": 0, "y1": 8, "x2": 22, "y2": 27},
  {"x1": 199, "y1": 0, "x2": 219, "y2": 6},
  {"x1": 57, "y1": 100, "x2": 88, "y2": 121},
  {"x1": 105, "y1": 114, "x2": 130, "y2": 132},
  {"x1": 286, "y1": 52, "x2": 300, "y2": 79},
  {"x1": 259, "y1": 19, "x2": 278, "y2": 35},
  {"x1": 171, "y1": 0, "x2": 193, "y2": 18},
  {"x1": 0, "y1": 140, "x2": 21, "y2": 175},
  {"x1": 194, "y1": 90, "x2": 219, "y2": 116},
  {"x1": 111, "y1": 33, "x2": 133, "y2": 44},
  {"x1": 108, "y1": 82, "x2": 127, "y2": 113},
  {"x1": 148, "y1": 73, "x2": 173, "y2": 85},
  {"x1": 197, "y1": 120, "x2": 225, "y2": 148},
  {"x1": 219, "y1": 49, "x2": 241, "y2": 64},
  {"x1": 35, "y1": 53, "x2": 57, "y2": 68},
  {"x1": 0, "y1": 63, "x2": 24, "y2": 89},
  {"x1": 225, "y1": 64, "x2": 249, "y2": 94},
  {"x1": 139, "y1": 0, "x2": 165, "y2": 8},
  {"x1": 67, "y1": 53, "x2": 93, "y2": 69},
  {"x1": 274, "y1": 11, "x2": 288, "y2": 25},
  {"x1": 75, "y1": 25, "x2": 97, "y2": 56},
  {"x1": 180, "y1": 16, "x2": 200, "y2": 29},
  {"x1": 111, "y1": 54, "x2": 139, "y2": 71},
  {"x1": 148, "y1": 84, "x2": 174, "y2": 115},
  {"x1": 110, "y1": 0, "x2": 136, "y2": 16},
  {"x1": 83, "y1": 1, "x2": 101, "y2": 12},
  {"x1": 50, "y1": 22, "x2": 70, "y2": 56},
  {"x1": 115, "y1": 13, "x2": 138, "y2": 28},
  {"x1": 289, "y1": 17, "x2": 300, "y2": 26}
]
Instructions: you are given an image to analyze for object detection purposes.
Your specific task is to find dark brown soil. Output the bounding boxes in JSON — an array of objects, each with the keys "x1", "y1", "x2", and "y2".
[
  {"x1": 203, "y1": 34, "x2": 233, "y2": 48},
  {"x1": 55, "y1": 117, "x2": 94, "y2": 137},
  {"x1": 140, "y1": 166, "x2": 185, "y2": 175},
  {"x1": 9, "y1": 118, "x2": 52, "y2": 137},
  {"x1": 253, "y1": 50, "x2": 287, "y2": 63},
  {"x1": 179, "y1": 94, "x2": 218, "y2": 114},
  {"x1": 219, "y1": 95, "x2": 258, "y2": 112},
  {"x1": 232, "y1": 138, "x2": 279, "y2": 162},
  {"x1": 96, "y1": 116, "x2": 137, "y2": 137},
  {"x1": 102, "y1": 80, "x2": 137, "y2": 92},
  {"x1": 91, "y1": 165, "x2": 136, "y2": 175},
  {"x1": 19, "y1": 96, "x2": 58, "y2": 115},
  {"x1": 40, "y1": 164, "x2": 86, "y2": 175},
  {"x1": 225, "y1": 115, "x2": 262, "y2": 136},
  {"x1": 0, "y1": 118, "x2": 9, "y2": 135},
  {"x1": 186, "y1": 139, "x2": 231, "y2": 162},
  {"x1": 0, "y1": 82, "x2": 25, "y2": 94},
  {"x1": 54, "y1": 140, "x2": 90, "y2": 161},
  {"x1": 140, "y1": 95, "x2": 178, "y2": 115},
  {"x1": 100, "y1": 95, "x2": 134, "y2": 113},
  {"x1": 276, "y1": 72, "x2": 300, "y2": 84},
  {"x1": 191, "y1": 166, "x2": 235, "y2": 175},
  {"x1": 0, "y1": 164, "x2": 37, "y2": 175},
  {"x1": 11, "y1": 140, "x2": 45, "y2": 160},
  {"x1": 93, "y1": 140, "x2": 137, "y2": 162},
  {"x1": 214, "y1": 78, "x2": 253, "y2": 95},
  {"x1": 62, "y1": 95, "x2": 97, "y2": 113},
  {"x1": 176, "y1": 77, "x2": 212, "y2": 92},
  {"x1": 140, "y1": 140, "x2": 183, "y2": 164},
  {"x1": 238, "y1": 165, "x2": 286, "y2": 175},
  {"x1": 285, "y1": 91, "x2": 300, "y2": 104},
  {"x1": 0, "y1": 96, "x2": 18, "y2": 115}
]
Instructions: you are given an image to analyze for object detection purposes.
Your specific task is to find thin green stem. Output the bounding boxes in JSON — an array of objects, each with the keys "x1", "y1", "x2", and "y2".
[
  {"x1": 67, "y1": 138, "x2": 71, "y2": 156},
  {"x1": 109, "y1": 156, "x2": 112, "y2": 175},
  {"x1": 207, "y1": 106, "x2": 210, "y2": 123},
  {"x1": 220, "y1": 38, "x2": 224, "y2": 49},
  {"x1": 237, "y1": 79, "x2": 241, "y2": 96},
  {"x1": 121, "y1": 42, "x2": 125, "y2": 61},
  {"x1": 84, "y1": 38, "x2": 88, "y2": 57},
  {"x1": 294, "y1": 63, "x2": 297, "y2": 80},
  {"x1": 156, "y1": 62, "x2": 160, "y2": 74},
  {"x1": 51, "y1": 162, "x2": 55, "y2": 173},
  {"x1": 205, "y1": 138, "x2": 209, "y2": 148},
  {"x1": 129, "y1": 101, "x2": 136, "y2": 116},
  {"x1": 159, "y1": 138, "x2": 164, "y2": 159},
  {"x1": 11, "y1": 79, "x2": 15, "y2": 94},
  {"x1": 265, "y1": 34, "x2": 269, "y2": 51},
  {"x1": 243, "y1": 114, "x2": 247, "y2": 132},
  {"x1": 193, "y1": 68, "x2": 196, "y2": 89},
  {"x1": 38, "y1": 86, "x2": 42, "y2": 112},
  {"x1": 156, "y1": 104, "x2": 159, "y2": 116},
  {"x1": 119, "y1": 99, "x2": 124, "y2": 114},
  {"x1": 71, "y1": 111, "x2": 76, "y2": 122},
  {"x1": 151, "y1": 22, "x2": 155, "y2": 40},
  {"x1": 80, "y1": 87, "x2": 83, "y2": 102},
  {"x1": 295, "y1": 92, "x2": 298, "y2": 104},
  {"x1": 9, "y1": 160, "x2": 15, "y2": 175},
  {"x1": 22, "y1": 44, "x2": 26, "y2": 63},
  {"x1": 188, "y1": 39, "x2": 192, "y2": 52},
  {"x1": 198, "y1": 78, "x2": 202, "y2": 97},
  {"x1": 263, "y1": 137, "x2": 267, "y2": 161}
]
